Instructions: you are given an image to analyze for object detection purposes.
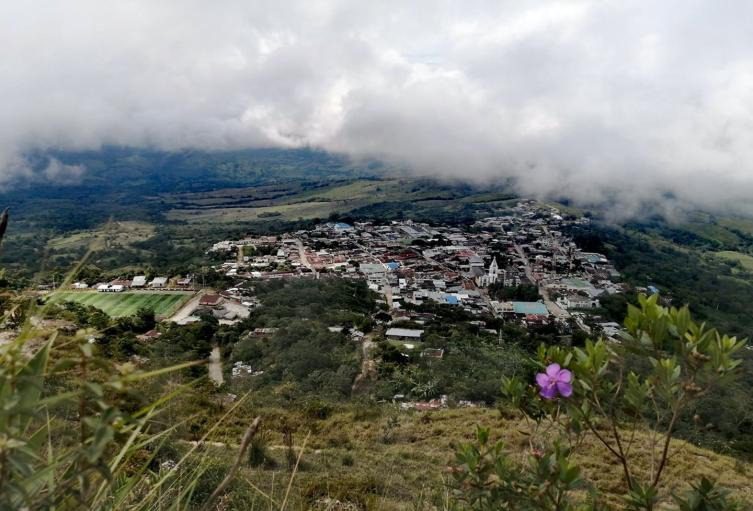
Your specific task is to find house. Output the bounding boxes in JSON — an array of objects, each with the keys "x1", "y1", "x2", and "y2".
[
  {"x1": 199, "y1": 294, "x2": 223, "y2": 307},
  {"x1": 150, "y1": 277, "x2": 168, "y2": 288},
  {"x1": 137, "y1": 329, "x2": 162, "y2": 341},
  {"x1": 176, "y1": 276, "x2": 193, "y2": 287},
  {"x1": 385, "y1": 328, "x2": 424, "y2": 341},
  {"x1": 110, "y1": 279, "x2": 131, "y2": 288},
  {"x1": 421, "y1": 348, "x2": 444, "y2": 359},
  {"x1": 360, "y1": 263, "x2": 387, "y2": 283},
  {"x1": 558, "y1": 295, "x2": 600, "y2": 310},
  {"x1": 97, "y1": 284, "x2": 124, "y2": 293},
  {"x1": 131, "y1": 275, "x2": 147, "y2": 288},
  {"x1": 251, "y1": 328, "x2": 279, "y2": 337},
  {"x1": 72, "y1": 282, "x2": 89, "y2": 289}
]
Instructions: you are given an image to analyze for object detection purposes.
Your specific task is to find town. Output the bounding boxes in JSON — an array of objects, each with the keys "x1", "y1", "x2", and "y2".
[
  {"x1": 204, "y1": 200, "x2": 628, "y2": 338},
  {"x1": 57, "y1": 201, "x2": 631, "y2": 345}
]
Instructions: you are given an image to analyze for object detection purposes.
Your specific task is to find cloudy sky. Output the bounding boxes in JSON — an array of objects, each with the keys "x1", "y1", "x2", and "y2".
[{"x1": 2, "y1": 1, "x2": 753, "y2": 215}]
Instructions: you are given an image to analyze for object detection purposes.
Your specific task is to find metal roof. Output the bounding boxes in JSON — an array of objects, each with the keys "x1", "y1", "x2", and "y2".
[
  {"x1": 511, "y1": 301, "x2": 549, "y2": 315},
  {"x1": 386, "y1": 328, "x2": 424, "y2": 338}
]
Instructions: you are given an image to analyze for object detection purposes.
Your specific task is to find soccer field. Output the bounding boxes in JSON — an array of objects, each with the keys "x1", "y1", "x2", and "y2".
[{"x1": 49, "y1": 291, "x2": 193, "y2": 318}]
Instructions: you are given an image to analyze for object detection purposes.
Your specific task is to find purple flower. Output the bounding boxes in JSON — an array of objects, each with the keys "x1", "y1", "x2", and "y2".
[{"x1": 536, "y1": 363, "x2": 573, "y2": 400}]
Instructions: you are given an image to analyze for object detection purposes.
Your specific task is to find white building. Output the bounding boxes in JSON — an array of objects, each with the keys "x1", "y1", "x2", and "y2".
[
  {"x1": 476, "y1": 257, "x2": 499, "y2": 288},
  {"x1": 131, "y1": 276, "x2": 147, "y2": 287},
  {"x1": 385, "y1": 328, "x2": 424, "y2": 340},
  {"x1": 97, "y1": 284, "x2": 124, "y2": 293},
  {"x1": 150, "y1": 277, "x2": 168, "y2": 288},
  {"x1": 360, "y1": 263, "x2": 387, "y2": 283},
  {"x1": 557, "y1": 295, "x2": 600, "y2": 310}
]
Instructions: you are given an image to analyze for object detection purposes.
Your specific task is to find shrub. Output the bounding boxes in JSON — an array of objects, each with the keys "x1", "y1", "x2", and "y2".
[{"x1": 451, "y1": 294, "x2": 747, "y2": 510}]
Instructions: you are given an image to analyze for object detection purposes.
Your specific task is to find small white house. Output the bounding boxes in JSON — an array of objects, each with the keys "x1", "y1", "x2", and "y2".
[
  {"x1": 150, "y1": 277, "x2": 168, "y2": 288},
  {"x1": 97, "y1": 284, "x2": 124, "y2": 293},
  {"x1": 72, "y1": 282, "x2": 89, "y2": 289},
  {"x1": 131, "y1": 276, "x2": 147, "y2": 287}
]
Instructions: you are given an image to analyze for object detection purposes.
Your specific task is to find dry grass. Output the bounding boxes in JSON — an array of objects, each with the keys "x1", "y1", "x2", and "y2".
[
  {"x1": 197, "y1": 406, "x2": 753, "y2": 510},
  {"x1": 46, "y1": 221, "x2": 155, "y2": 251}
]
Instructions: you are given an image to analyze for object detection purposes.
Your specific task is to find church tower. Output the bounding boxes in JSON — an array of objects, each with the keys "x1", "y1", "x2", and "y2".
[{"x1": 487, "y1": 257, "x2": 499, "y2": 285}]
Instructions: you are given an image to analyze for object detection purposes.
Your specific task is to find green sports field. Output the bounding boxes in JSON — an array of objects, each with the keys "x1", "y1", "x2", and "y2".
[{"x1": 49, "y1": 291, "x2": 193, "y2": 318}]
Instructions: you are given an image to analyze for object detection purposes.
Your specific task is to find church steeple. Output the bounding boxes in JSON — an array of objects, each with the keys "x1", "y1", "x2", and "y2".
[{"x1": 488, "y1": 257, "x2": 499, "y2": 285}]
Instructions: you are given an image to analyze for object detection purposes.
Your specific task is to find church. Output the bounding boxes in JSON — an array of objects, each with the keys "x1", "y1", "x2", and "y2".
[{"x1": 475, "y1": 257, "x2": 499, "y2": 288}]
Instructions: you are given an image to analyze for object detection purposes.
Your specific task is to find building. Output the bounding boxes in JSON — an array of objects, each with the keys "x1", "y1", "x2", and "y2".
[
  {"x1": 558, "y1": 295, "x2": 600, "y2": 310},
  {"x1": 360, "y1": 263, "x2": 387, "y2": 283},
  {"x1": 97, "y1": 284, "x2": 124, "y2": 293},
  {"x1": 131, "y1": 275, "x2": 147, "y2": 288},
  {"x1": 137, "y1": 329, "x2": 162, "y2": 341},
  {"x1": 421, "y1": 348, "x2": 444, "y2": 359},
  {"x1": 510, "y1": 301, "x2": 550, "y2": 316},
  {"x1": 199, "y1": 294, "x2": 223, "y2": 307},
  {"x1": 476, "y1": 257, "x2": 499, "y2": 288},
  {"x1": 150, "y1": 277, "x2": 168, "y2": 288},
  {"x1": 72, "y1": 282, "x2": 89, "y2": 289},
  {"x1": 385, "y1": 328, "x2": 424, "y2": 341}
]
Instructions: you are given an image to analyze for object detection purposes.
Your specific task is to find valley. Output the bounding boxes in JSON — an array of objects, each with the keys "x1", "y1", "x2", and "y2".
[{"x1": 2, "y1": 149, "x2": 753, "y2": 509}]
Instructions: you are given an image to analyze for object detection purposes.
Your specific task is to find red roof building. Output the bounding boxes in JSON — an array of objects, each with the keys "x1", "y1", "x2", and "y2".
[{"x1": 199, "y1": 294, "x2": 223, "y2": 307}]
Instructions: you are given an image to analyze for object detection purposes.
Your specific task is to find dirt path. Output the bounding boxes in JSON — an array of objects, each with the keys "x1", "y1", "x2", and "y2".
[
  {"x1": 352, "y1": 333, "x2": 377, "y2": 393},
  {"x1": 208, "y1": 345, "x2": 224, "y2": 386},
  {"x1": 167, "y1": 289, "x2": 205, "y2": 323}
]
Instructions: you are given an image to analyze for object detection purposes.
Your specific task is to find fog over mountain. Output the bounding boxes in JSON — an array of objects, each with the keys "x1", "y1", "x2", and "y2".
[{"x1": 3, "y1": 1, "x2": 753, "y2": 216}]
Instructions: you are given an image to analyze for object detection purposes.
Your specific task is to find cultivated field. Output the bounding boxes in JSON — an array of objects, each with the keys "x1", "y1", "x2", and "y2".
[
  {"x1": 49, "y1": 291, "x2": 193, "y2": 318},
  {"x1": 714, "y1": 250, "x2": 753, "y2": 271},
  {"x1": 47, "y1": 221, "x2": 156, "y2": 252}
]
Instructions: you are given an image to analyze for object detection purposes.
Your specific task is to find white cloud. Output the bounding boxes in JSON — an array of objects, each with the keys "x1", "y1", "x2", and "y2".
[{"x1": 2, "y1": 1, "x2": 753, "y2": 215}]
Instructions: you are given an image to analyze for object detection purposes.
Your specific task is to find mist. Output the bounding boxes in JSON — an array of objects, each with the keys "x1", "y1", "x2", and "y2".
[{"x1": 3, "y1": 1, "x2": 753, "y2": 217}]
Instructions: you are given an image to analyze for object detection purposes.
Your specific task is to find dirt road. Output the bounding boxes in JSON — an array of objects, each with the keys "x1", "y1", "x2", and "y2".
[
  {"x1": 209, "y1": 345, "x2": 224, "y2": 386},
  {"x1": 352, "y1": 333, "x2": 377, "y2": 393},
  {"x1": 167, "y1": 290, "x2": 204, "y2": 323}
]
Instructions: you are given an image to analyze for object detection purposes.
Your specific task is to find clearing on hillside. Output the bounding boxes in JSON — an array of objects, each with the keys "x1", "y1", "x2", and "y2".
[{"x1": 49, "y1": 291, "x2": 193, "y2": 318}]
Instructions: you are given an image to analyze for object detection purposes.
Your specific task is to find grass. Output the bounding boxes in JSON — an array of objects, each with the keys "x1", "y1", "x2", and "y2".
[
  {"x1": 164, "y1": 179, "x2": 405, "y2": 224},
  {"x1": 163, "y1": 178, "x2": 470, "y2": 224},
  {"x1": 47, "y1": 221, "x2": 156, "y2": 252},
  {"x1": 713, "y1": 250, "x2": 753, "y2": 272},
  {"x1": 193, "y1": 405, "x2": 753, "y2": 510},
  {"x1": 49, "y1": 291, "x2": 193, "y2": 318}
]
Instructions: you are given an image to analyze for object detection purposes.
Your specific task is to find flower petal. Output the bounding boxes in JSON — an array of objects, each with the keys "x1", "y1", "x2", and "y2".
[
  {"x1": 556, "y1": 381, "x2": 573, "y2": 398},
  {"x1": 545, "y1": 363, "x2": 561, "y2": 377},
  {"x1": 556, "y1": 369, "x2": 572, "y2": 383},
  {"x1": 540, "y1": 385, "x2": 557, "y2": 400},
  {"x1": 536, "y1": 373, "x2": 550, "y2": 388}
]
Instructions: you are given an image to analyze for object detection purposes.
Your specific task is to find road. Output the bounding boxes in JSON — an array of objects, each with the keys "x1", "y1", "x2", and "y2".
[
  {"x1": 208, "y1": 346, "x2": 224, "y2": 386},
  {"x1": 383, "y1": 283, "x2": 394, "y2": 308},
  {"x1": 352, "y1": 333, "x2": 377, "y2": 393},
  {"x1": 167, "y1": 290, "x2": 205, "y2": 324},
  {"x1": 514, "y1": 244, "x2": 570, "y2": 319},
  {"x1": 294, "y1": 238, "x2": 315, "y2": 272}
]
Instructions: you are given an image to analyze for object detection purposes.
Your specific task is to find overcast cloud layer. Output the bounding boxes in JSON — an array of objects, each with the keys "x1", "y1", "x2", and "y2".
[{"x1": 2, "y1": 1, "x2": 753, "y2": 216}]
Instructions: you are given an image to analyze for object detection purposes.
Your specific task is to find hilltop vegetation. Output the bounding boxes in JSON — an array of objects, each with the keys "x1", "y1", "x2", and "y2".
[
  {"x1": 3, "y1": 273, "x2": 752, "y2": 509},
  {"x1": 3, "y1": 148, "x2": 753, "y2": 508}
]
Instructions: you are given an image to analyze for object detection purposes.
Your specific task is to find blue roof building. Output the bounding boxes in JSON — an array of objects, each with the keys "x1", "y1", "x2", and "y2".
[{"x1": 511, "y1": 301, "x2": 549, "y2": 315}]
